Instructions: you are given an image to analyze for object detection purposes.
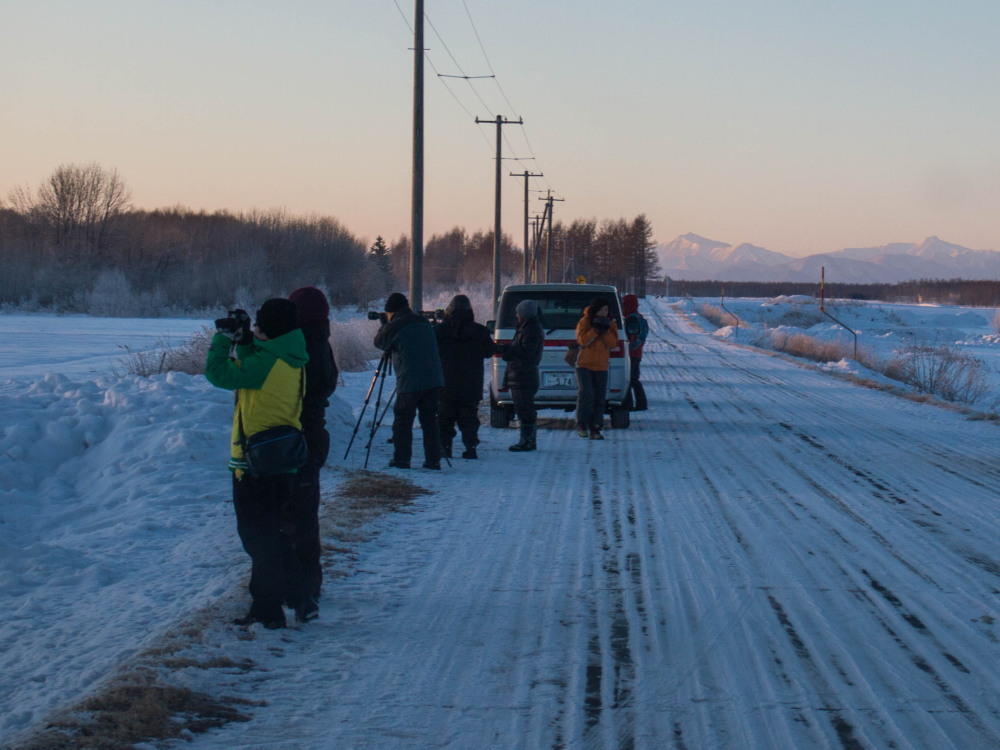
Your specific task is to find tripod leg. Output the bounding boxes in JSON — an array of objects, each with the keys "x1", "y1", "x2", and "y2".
[
  {"x1": 364, "y1": 387, "x2": 397, "y2": 470},
  {"x1": 345, "y1": 353, "x2": 390, "y2": 461}
]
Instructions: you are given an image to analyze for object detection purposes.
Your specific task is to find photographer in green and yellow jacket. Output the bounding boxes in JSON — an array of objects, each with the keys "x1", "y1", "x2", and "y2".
[{"x1": 205, "y1": 298, "x2": 309, "y2": 629}]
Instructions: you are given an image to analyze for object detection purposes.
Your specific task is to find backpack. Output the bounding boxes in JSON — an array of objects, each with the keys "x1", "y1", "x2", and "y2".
[{"x1": 625, "y1": 313, "x2": 649, "y2": 350}]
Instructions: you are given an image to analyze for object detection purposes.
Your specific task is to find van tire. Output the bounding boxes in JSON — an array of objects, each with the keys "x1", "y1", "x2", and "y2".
[
  {"x1": 490, "y1": 399, "x2": 513, "y2": 429},
  {"x1": 610, "y1": 405, "x2": 631, "y2": 429}
]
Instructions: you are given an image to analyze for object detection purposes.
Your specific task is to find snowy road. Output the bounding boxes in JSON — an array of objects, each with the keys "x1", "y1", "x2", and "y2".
[{"x1": 178, "y1": 301, "x2": 1000, "y2": 749}]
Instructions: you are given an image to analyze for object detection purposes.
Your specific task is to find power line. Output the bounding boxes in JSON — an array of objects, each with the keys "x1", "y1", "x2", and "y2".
[{"x1": 391, "y1": 1, "x2": 562, "y2": 207}]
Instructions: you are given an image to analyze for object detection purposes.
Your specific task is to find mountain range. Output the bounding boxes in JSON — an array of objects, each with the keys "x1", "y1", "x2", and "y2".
[{"x1": 655, "y1": 234, "x2": 1000, "y2": 283}]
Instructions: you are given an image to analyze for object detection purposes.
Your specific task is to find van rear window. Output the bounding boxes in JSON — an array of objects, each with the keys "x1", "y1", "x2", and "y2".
[{"x1": 498, "y1": 291, "x2": 622, "y2": 330}]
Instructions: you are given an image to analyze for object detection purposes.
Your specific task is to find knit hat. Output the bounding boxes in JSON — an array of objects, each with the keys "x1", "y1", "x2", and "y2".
[
  {"x1": 622, "y1": 294, "x2": 639, "y2": 316},
  {"x1": 255, "y1": 298, "x2": 300, "y2": 339},
  {"x1": 288, "y1": 286, "x2": 330, "y2": 325},
  {"x1": 515, "y1": 299, "x2": 537, "y2": 318},
  {"x1": 385, "y1": 292, "x2": 409, "y2": 313}
]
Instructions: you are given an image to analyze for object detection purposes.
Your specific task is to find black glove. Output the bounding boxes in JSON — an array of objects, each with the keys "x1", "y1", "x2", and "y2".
[{"x1": 593, "y1": 316, "x2": 611, "y2": 332}]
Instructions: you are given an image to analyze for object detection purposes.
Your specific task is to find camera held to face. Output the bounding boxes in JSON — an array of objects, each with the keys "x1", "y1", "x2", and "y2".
[
  {"x1": 214, "y1": 308, "x2": 253, "y2": 344},
  {"x1": 367, "y1": 311, "x2": 389, "y2": 325},
  {"x1": 592, "y1": 315, "x2": 611, "y2": 332}
]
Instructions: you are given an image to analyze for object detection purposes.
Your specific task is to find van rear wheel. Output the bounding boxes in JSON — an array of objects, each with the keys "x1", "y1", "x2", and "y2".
[
  {"x1": 610, "y1": 405, "x2": 631, "y2": 429},
  {"x1": 490, "y1": 398, "x2": 513, "y2": 428}
]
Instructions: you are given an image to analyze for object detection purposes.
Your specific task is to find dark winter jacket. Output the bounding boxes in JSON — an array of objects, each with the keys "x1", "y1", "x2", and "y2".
[
  {"x1": 435, "y1": 308, "x2": 495, "y2": 404},
  {"x1": 622, "y1": 294, "x2": 647, "y2": 360},
  {"x1": 300, "y1": 319, "x2": 338, "y2": 467},
  {"x1": 204, "y1": 329, "x2": 309, "y2": 473},
  {"x1": 502, "y1": 314, "x2": 544, "y2": 390},
  {"x1": 374, "y1": 307, "x2": 445, "y2": 394}
]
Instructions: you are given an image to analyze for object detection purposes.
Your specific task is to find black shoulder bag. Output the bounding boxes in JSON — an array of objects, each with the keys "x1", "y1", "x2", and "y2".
[{"x1": 238, "y1": 369, "x2": 308, "y2": 477}]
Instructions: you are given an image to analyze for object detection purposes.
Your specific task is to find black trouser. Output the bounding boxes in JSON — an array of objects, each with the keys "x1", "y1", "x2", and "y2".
[
  {"x1": 289, "y1": 428, "x2": 330, "y2": 602},
  {"x1": 233, "y1": 472, "x2": 304, "y2": 623},
  {"x1": 510, "y1": 384, "x2": 538, "y2": 427},
  {"x1": 392, "y1": 387, "x2": 442, "y2": 465},
  {"x1": 629, "y1": 357, "x2": 647, "y2": 411},
  {"x1": 438, "y1": 395, "x2": 481, "y2": 450},
  {"x1": 575, "y1": 368, "x2": 608, "y2": 430},
  {"x1": 291, "y1": 463, "x2": 322, "y2": 602}
]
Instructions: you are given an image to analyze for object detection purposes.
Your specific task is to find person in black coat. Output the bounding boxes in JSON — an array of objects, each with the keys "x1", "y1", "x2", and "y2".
[
  {"x1": 500, "y1": 299, "x2": 544, "y2": 452},
  {"x1": 435, "y1": 294, "x2": 495, "y2": 459},
  {"x1": 374, "y1": 292, "x2": 445, "y2": 470},
  {"x1": 286, "y1": 286, "x2": 339, "y2": 622}
]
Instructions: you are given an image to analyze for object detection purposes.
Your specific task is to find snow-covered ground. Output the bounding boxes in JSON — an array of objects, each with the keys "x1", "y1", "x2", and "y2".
[
  {"x1": 2, "y1": 302, "x2": 999, "y2": 749},
  {"x1": 684, "y1": 295, "x2": 1000, "y2": 407}
]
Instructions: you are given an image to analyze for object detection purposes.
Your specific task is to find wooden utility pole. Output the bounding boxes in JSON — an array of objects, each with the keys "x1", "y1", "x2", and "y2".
[
  {"x1": 410, "y1": 0, "x2": 425, "y2": 313},
  {"x1": 510, "y1": 170, "x2": 542, "y2": 283},
  {"x1": 475, "y1": 115, "x2": 523, "y2": 313},
  {"x1": 539, "y1": 191, "x2": 564, "y2": 282}
]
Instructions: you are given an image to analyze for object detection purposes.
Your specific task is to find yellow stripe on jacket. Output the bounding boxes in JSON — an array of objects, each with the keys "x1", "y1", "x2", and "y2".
[{"x1": 229, "y1": 357, "x2": 304, "y2": 464}]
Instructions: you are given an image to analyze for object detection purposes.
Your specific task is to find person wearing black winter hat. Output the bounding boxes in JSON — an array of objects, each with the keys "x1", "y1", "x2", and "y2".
[
  {"x1": 206, "y1": 298, "x2": 310, "y2": 629},
  {"x1": 285, "y1": 286, "x2": 338, "y2": 621},
  {"x1": 435, "y1": 294, "x2": 495, "y2": 459},
  {"x1": 374, "y1": 292, "x2": 445, "y2": 469},
  {"x1": 499, "y1": 299, "x2": 544, "y2": 451}
]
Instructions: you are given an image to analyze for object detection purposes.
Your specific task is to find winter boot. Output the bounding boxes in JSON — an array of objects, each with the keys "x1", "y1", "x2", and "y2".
[
  {"x1": 509, "y1": 423, "x2": 537, "y2": 452},
  {"x1": 461, "y1": 446, "x2": 478, "y2": 459}
]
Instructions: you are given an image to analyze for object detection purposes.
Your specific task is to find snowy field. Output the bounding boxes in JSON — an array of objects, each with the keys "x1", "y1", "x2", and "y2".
[
  {"x1": 685, "y1": 296, "x2": 1000, "y2": 408},
  {"x1": 1, "y1": 301, "x2": 999, "y2": 749}
]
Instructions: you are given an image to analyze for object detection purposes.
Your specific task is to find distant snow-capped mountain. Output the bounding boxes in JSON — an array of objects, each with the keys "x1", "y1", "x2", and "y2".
[{"x1": 656, "y1": 234, "x2": 1000, "y2": 283}]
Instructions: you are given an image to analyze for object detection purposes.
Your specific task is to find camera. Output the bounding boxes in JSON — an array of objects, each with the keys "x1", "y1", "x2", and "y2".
[
  {"x1": 367, "y1": 311, "x2": 388, "y2": 324},
  {"x1": 593, "y1": 315, "x2": 611, "y2": 332}
]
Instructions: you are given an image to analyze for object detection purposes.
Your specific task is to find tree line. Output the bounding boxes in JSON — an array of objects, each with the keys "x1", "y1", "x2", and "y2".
[
  {"x1": 0, "y1": 164, "x2": 661, "y2": 315},
  {"x1": 662, "y1": 279, "x2": 1000, "y2": 307}
]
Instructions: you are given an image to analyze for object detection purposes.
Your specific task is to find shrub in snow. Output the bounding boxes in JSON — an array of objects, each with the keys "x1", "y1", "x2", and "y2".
[
  {"x1": 86, "y1": 269, "x2": 138, "y2": 317},
  {"x1": 331, "y1": 320, "x2": 381, "y2": 373},
  {"x1": 115, "y1": 328, "x2": 213, "y2": 377},
  {"x1": 885, "y1": 345, "x2": 991, "y2": 405}
]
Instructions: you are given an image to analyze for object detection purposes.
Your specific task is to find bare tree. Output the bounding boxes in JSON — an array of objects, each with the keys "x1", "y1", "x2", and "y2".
[{"x1": 33, "y1": 163, "x2": 132, "y2": 263}]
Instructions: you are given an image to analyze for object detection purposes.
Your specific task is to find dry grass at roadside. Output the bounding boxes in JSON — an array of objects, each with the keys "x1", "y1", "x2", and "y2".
[
  {"x1": 695, "y1": 302, "x2": 995, "y2": 409},
  {"x1": 17, "y1": 668, "x2": 257, "y2": 750},
  {"x1": 9, "y1": 469, "x2": 431, "y2": 750}
]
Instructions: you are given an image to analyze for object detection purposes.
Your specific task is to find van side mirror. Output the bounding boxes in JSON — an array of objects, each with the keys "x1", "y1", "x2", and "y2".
[{"x1": 486, "y1": 320, "x2": 495, "y2": 333}]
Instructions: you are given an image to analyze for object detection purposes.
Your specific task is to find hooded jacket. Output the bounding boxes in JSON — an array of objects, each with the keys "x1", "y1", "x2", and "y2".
[
  {"x1": 436, "y1": 308, "x2": 495, "y2": 403},
  {"x1": 374, "y1": 307, "x2": 445, "y2": 394},
  {"x1": 622, "y1": 294, "x2": 646, "y2": 360},
  {"x1": 575, "y1": 315, "x2": 619, "y2": 371},
  {"x1": 502, "y1": 313, "x2": 544, "y2": 390},
  {"x1": 205, "y1": 329, "x2": 309, "y2": 472}
]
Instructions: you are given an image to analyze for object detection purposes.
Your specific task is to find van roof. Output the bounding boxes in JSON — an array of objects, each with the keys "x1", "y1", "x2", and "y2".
[{"x1": 501, "y1": 283, "x2": 619, "y2": 294}]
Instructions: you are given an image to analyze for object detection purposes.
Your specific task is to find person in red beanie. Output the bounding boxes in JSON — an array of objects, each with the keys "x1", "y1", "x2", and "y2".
[
  {"x1": 286, "y1": 286, "x2": 339, "y2": 622},
  {"x1": 622, "y1": 294, "x2": 649, "y2": 411}
]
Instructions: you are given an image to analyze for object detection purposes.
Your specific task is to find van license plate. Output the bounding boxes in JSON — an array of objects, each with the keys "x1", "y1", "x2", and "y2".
[{"x1": 544, "y1": 371, "x2": 576, "y2": 388}]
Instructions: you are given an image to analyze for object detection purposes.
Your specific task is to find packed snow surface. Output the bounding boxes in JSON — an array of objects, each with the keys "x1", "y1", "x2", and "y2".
[{"x1": 1, "y1": 300, "x2": 998, "y2": 749}]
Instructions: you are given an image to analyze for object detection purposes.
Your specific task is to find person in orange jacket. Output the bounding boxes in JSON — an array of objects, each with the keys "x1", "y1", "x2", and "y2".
[{"x1": 574, "y1": 296, "x2": 618, "y2": 439}]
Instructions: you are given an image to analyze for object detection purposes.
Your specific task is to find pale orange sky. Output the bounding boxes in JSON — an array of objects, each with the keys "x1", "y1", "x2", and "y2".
[{"x1": 2, "y1": 1, "x2": 998, "y2": 256}]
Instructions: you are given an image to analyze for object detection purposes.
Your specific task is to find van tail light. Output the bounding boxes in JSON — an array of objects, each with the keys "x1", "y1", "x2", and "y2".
[
  {"x1": 494, "y1": 339, "x2": 511, "y2": 358},
  {"x1": 609, "y1": 342, "x2": 626, "y2": 358}
]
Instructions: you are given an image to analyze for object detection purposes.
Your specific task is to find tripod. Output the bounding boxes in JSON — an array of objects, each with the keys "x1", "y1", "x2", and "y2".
[{"x1": 344, "y1": 351, "x2": 396, "y2": 468}]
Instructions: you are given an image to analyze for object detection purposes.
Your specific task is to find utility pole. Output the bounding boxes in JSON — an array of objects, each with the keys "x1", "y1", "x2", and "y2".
[
  {"x1": 510, "y1": 170, "x2": 542, "y2": 283},
  {"x1": 530, "y1": 214, "x2": 544, "y2": 282},
  {"x1": 539, "y1": 191, "x2": 564, "y2": 283},
  {"x1": 475, "y1": 115, "x2": 523, "y2": 313},
  {"x1": 410, "y1": 0, "x2": 425, "y2": 313}
]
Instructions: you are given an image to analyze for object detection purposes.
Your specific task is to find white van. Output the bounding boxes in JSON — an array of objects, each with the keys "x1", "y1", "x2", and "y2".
[{"x1": 487, "y1": 283, "x2": 631, "y2": 429}]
